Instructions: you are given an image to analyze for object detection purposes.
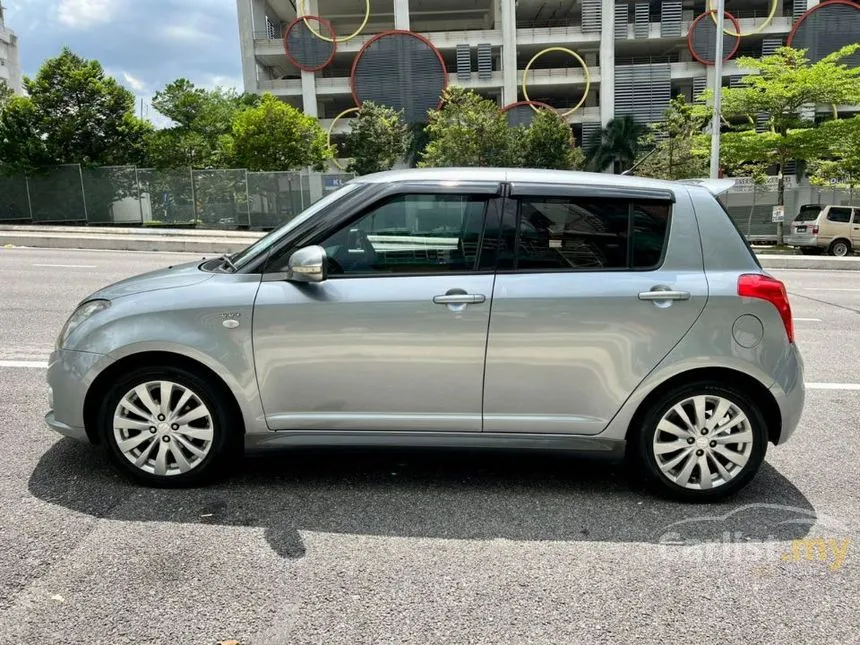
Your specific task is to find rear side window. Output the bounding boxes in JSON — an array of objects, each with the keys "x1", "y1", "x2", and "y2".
[
  {"x1": 498, "y1": 196, "x2": 671, "y2": 271},
  {"x1": 827, "y1": 207, "x2": 852, "y2": 223}
]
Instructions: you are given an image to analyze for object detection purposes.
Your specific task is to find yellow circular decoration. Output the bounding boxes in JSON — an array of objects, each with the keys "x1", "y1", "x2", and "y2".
[
  {"x1": 298, "y1": 0, "x2": 370, "y2": 43},
  {"x1": 522, "y1": 47, "x2": 591, "y2": 118},
  {"x1": 328, "y1": 106, "x2": 360, "y2": 171},
  {"x1": 707, "y1": 0, "x2": 777, "y2": 37}
]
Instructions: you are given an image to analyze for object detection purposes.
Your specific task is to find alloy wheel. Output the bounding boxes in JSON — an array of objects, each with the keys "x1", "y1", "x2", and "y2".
[
  {"x1": 651, "y1": 394, "x2": 754, "y2": 491},
  {"x1": 112, "y1": 380, "x2": 215, "y2": 477},
  {"x1": 832, "y1": 241, "x2": 849, "y2": 257}
]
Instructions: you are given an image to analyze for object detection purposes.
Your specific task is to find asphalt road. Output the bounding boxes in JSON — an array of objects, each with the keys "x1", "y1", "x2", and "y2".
[{"x1": 0, "y1": 247, "x2": 858, "y2": 645}]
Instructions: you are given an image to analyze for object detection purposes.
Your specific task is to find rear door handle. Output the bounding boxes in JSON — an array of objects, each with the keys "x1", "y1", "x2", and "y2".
[
  {"x1": 433, "y1": 294, "x2": 486, "y2": 305},
  {"x1": 638, "y1": 289, "x2": 691, "y2": 301}
]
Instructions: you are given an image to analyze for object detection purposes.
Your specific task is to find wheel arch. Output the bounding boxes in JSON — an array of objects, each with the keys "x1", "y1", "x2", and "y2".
[
  {"x1": 83, "y1": 351, "x2": 247, "y2": 445},
  {"x1": 624, "y1": 367, "x2": 782, "y2": 447}
]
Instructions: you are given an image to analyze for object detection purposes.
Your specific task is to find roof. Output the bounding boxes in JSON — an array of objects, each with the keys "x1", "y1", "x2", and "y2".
[{"x1": 351, "y1": 167, "x2": 732, "y2": 195}]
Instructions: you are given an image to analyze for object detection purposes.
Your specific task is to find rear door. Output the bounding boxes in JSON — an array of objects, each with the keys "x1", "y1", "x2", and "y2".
[{"x1": 482, "y1": 183, "x2": 708, "y2": 435}]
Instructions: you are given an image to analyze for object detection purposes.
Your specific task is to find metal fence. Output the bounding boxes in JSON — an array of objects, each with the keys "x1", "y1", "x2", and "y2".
[
  {"x1": 0, "y1": 165, "x2": 356, "y2": 231},
  {"x1": 723, "y1": 183, "x2": 860, "y2": 242},
  {"x1": 2, "y1": 166, "x2": 858, "y2": 240}
]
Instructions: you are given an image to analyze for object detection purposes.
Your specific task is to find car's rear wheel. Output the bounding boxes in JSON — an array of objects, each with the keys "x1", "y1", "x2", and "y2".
[
  {"x1": 631, "y1": 383, "x2": 768, "y2": 502},
  {"x1": 98, "y1": 366, "x2": 237, "y2": 487},
  {"x1": 828, "y1": 239, "x2": 851, "y2": 257}
]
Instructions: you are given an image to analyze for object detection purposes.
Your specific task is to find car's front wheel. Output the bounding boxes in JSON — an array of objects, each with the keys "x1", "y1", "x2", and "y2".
[
  {"x1": 98, "y1": 366, "x2": 238, "y2": 487},
  {"x1": 632, "y1": 383, "x2": 768, "y2": 502}
]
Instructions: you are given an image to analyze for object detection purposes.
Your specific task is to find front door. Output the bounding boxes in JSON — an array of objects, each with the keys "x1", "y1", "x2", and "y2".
[
  {"x1": 482, "y1": 186, "x2": 708, "y2": 435},
  {"x1": 252, "y1": 188, "x2": 499, "y2": 432}
]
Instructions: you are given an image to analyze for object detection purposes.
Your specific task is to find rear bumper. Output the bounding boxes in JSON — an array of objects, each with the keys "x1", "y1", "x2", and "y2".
[
  {"x1": 784, "y1": 234, "x2": 819, "y2": 247},
  {"x1": 769, "y1": 345, "x2": 806, "y2": 445}
]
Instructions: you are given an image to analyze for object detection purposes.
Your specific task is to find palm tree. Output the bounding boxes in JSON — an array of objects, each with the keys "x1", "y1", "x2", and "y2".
[{"x1": 587, "y1": 116, "x2": 647, "y2": 173}]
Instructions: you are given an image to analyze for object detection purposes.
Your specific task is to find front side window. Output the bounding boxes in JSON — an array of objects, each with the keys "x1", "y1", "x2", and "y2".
[
  {"x1": 319, "y1": 193, "x2": 489, "y2": 276},
  {"x1": 499, "y1": 196, "x2": 671, "y2": 271},
  {"x1": 827, "y1": 207, "x2": 852, "y2": 223}
]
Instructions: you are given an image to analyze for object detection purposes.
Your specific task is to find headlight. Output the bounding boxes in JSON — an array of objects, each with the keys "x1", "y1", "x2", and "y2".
[{"x1": 57, "y1": 299, "x2": 111, "y2": 348}]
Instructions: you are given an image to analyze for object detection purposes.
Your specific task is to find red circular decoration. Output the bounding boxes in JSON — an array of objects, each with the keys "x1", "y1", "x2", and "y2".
[
  {"x1": 283, "y1": 15, "x2": 337, "y2": 72},
  {"x1": 787, "y1": 0, "x2": 860, "y2": 62},
  {"x1": 349, "y1": 30, "x2": 448, "y2": 122},
  {"x1": 687, "y1": 10, "x2": 742, "y2": 66},
  {"x1": 502, "y1": 100, "x2": 555, "y2": 126},
  {"x1": 501, "y1": 100, "x2": 555, "y2": 113}
]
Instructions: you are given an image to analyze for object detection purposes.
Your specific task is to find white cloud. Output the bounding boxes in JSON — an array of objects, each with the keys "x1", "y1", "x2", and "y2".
[
  {"x1": 57, "y1": 0, "x2": 116, "y2": 28},
  {"x1": 162, "y1": 24, "x2": 216, "y2": 43},
  {"x1": 122, "y1": 71, "x2": 146, "y2": 92}
]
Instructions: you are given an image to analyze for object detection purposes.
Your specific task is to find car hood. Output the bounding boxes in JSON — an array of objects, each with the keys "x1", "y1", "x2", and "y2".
[{"x1": 87, "y1": 260, "x2": 214, "y2": 301}]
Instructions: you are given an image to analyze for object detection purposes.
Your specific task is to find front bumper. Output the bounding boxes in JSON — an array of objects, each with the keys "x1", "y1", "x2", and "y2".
[
  {"x1": 45, "y1": 348, "x2": 113, "y2": 444},
  {"x1": 45, "y1": 411, "x2": 89, "y2": 442}
]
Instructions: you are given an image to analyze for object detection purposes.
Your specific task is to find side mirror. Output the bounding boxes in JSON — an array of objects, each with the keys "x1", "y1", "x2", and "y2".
[{"x1": 287, "y1": 245, "x2": 327, "y2": 283}]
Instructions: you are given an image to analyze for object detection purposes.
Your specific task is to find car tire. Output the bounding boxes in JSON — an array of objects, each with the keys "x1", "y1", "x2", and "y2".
[
  {"x1": 630, "y1": 382, "x2": 768, "y2": 503},
  {"x1": 98, "y1": 365, "x2": 239, "y2": 487},
  {"x1": 828, "y1": 239, "x2": 851, "y2": 257}
]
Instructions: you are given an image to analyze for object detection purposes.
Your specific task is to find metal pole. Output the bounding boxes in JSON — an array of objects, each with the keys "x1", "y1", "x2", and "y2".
[
  {"x1": 189, "y1": 166, "x2": 197, "y2": 224},
  {"x1": 24, "y1": 174, "x2": 33, "y2": 222},
  {"x1": 709, "y1": 0, "x2": 726, "y2": 179},
  {"x1": 78, "y1": 164, "x2": 90, "y2": 224}
]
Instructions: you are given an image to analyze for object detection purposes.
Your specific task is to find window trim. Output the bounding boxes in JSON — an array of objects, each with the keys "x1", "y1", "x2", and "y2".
[
  {"x1": 495, "y1": 192, "x2": 674, "y2": 274},
  {"x1": 261, "y1": 180, "x2": 502, "y2": 276},
  {"x1": 303, "y1": 187, "x2": 502, "y2": 279}
]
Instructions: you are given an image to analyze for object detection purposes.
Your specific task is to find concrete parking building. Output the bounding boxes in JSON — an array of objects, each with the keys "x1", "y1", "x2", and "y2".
[
  {"x1": 237, "y1": 0, "x2": 860, "y2": 158},
  {"x1": 0, "y1": 3, "x2": 22, "y2": 95}
]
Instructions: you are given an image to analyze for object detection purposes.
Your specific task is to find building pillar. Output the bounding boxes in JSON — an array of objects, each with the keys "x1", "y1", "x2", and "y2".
[
  {"x1": 499, "y1": 0, "x2": 518, "y2": 105},
  {"x1": 237, "y1": 0, "x2": 258, "y2": 94},
  {"x1": 394, "y1": 0, "x2": 410, "y2": 30},
  {"x1": 599, "y1": 0, "x2": 615, "y2": 128},
  {"x1": 299, "y1": 0, "x2": 319, "y2": 117}
]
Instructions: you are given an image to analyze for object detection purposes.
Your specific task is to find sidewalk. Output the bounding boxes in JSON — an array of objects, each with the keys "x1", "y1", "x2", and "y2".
[{"x1": 2, "y1": 224, "x2": 860, "y2": 270}]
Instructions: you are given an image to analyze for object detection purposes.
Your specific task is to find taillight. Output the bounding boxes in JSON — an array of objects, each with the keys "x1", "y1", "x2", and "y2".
[
  {"x1": 812, "y1": 225, "x2": 819, "y2": 235},
  {"x1": 738, "y1": 274, "x2": 794, "y2": 343}
]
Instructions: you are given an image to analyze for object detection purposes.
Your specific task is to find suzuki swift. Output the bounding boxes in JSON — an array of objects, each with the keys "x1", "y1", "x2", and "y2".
[{"x1": 45, "y1": 168, "x2": 805, "y2": 501}]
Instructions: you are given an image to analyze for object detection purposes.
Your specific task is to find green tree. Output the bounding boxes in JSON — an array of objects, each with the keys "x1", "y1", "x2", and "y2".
[
  {"x1": 0, "y1": 97, "x2": 50, "y2": 174},
  {"x1": 706, "y1": 45, "x2": 860, "y2": 243},
  {"x1": 345, "y1": 101, "x2": 411, "y2": 175},
  {"x1": 635, "y1": 95, "x2": 709, "y2": 180},
  {"x1": 807, "y1": 116, "x2": 860, "y2": 190},
  {"x1": 586, "y1": 115, "x2": 647, "y2": 173},
  {"x1": 229, "y1": 93, "x2": 332, "y2": 171},
  {"x1": 419, "y1": 86, "x2": 521, "y2": 167},
  {"x1": 521, "y1": 108, "x2": 585, "y2": 170},
  {"x1": 0, "y1": 80, "x2": 13, "y2": 108},
  {"x1": 146, "y1": 78, "x2": 260, "y2": 169},
  {"x1": 21, "y1": 47, "x2": 151, "y2": 166}
]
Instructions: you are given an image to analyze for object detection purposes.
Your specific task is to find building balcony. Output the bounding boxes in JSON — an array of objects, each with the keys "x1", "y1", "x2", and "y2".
[{"x1": 515, "y1": 25, "x2": 600, "y2": 46}]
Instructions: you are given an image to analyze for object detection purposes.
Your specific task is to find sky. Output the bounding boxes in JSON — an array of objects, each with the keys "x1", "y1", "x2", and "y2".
[{"x1": 3, "y1": 0, "x2": 243, "y2": 124}]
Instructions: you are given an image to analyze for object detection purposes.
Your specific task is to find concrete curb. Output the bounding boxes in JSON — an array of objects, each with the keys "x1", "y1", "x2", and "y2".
[{"x1": 2, "y1": 228, "x2": 860, "y2": 270}]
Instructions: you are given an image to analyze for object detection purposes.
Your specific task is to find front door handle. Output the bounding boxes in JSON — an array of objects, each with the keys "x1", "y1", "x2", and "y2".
[
  {"x1": 638, "y1": 289, "x2": 691, "y2": 301},
  {"x1": 433, "y1": 294, "x2": 486, "y2": 305}
]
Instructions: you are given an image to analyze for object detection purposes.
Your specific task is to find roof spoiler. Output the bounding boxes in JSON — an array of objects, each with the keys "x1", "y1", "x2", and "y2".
[{"x1": 677, "y1": 178, "x2": 736, "y2": 196}]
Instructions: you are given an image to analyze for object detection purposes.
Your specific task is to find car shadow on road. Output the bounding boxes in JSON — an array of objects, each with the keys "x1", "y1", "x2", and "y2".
[{"x1": 29, "y1": 439, "x2": 823, "y2": 559}]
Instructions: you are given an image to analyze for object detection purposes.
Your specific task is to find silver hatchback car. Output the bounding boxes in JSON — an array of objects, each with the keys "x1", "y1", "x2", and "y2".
[{"x1": 46, "y1": 168, "x2": 805, "y2": 501}]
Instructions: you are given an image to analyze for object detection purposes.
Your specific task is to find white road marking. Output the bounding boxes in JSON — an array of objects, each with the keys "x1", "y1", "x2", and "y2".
[
  {"x1": 32, "y1": 263, "x2": 97, "y2": 269},
  {"x1": 803, "y1": 288, "x2": 860, "y2": 292},
  {"x1": 0, "y1": 360, "x2": 49, "y2": 368},
  {"x1": 793, "y1": 317, "x2": 822, "y2": 322},
  {"x1": 806, "y1": 383, "x2": 860, "y2": 391}
]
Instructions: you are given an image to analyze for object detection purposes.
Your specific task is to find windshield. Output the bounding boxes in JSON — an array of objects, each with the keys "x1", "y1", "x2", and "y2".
[
  {"x1": 230, "y1": 182, "x2": 363, "y2": 270},
  {"x1": 794, "y1": 205, "x2": 822, "y2": 222}
]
